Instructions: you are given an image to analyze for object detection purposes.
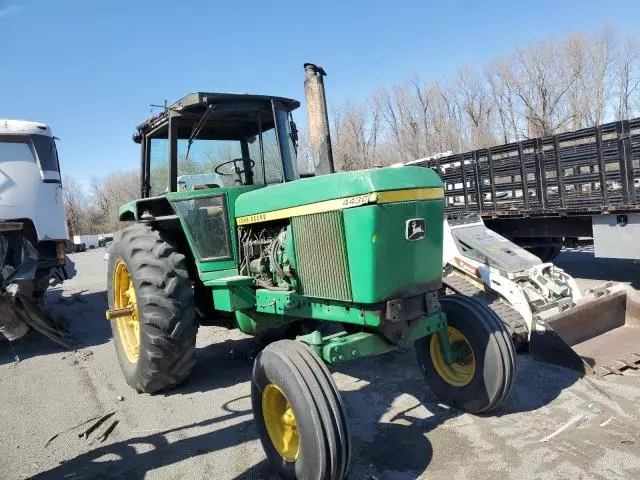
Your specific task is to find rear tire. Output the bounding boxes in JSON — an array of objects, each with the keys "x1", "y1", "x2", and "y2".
[
  {"x1": 545, "y1": 243, "x2": 562, "y2": 262},
  {"x1": 415, "y1": 294, "x2": 516, "y2": 413},
  {"x1": 519, "y1": 237, "x2": 563, "y2": 262},
  {"x1": 107, "y1": 223, "x2": 197, "y2": 393},
  {"x1": 251, "y1": 339, "x2": 351, "y2": 480},
  {"x1": 531, "y1": 244, "x2": 562, "y2": 262}
]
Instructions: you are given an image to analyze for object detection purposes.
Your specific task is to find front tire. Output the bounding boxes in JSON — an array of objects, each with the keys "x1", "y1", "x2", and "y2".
[
  {"x1": 416, "y1": 294, "x2": 516, "y2": 413},
  {"x1": 107, "y1": 223, "x2": 197, "y2": 393},
  {"x1": 251, "y1": 340, "x2": 351, "y2": 480}
]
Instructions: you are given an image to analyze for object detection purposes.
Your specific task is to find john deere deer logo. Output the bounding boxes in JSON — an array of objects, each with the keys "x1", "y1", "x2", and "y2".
[{"x1": 406, "y1": 218, "x2": 426, "y2": 241}]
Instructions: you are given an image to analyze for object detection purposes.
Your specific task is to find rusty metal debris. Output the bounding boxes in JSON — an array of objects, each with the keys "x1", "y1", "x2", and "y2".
[
  {"x1": 11, "y1": 292, "x2": 73, "y2": 349},
  {"x1": 0, "y1": 227, "x2": 75, "y2": 350}
]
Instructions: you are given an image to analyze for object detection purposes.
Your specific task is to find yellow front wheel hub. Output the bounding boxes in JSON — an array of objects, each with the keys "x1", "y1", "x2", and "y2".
[
  {"x1": 112, "y1": 260, "x2": 140, "y2": 363},
  {"x1": 430, "y1": 327, "x2": 475, "y2": 387},
  {"x1": 262, "y1": 383, "x2": 300, "y2": 462}
]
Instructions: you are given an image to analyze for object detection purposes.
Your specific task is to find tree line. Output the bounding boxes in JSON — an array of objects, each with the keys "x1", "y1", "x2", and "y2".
[
  {"x1": 65, "y1": 26, "x2": 640, "y2": 234},
  {"x1": 63, "y1": 171, "x2": 139, "y2": 236},
  {"x1": 307, "y1": 25, "x2": 640, "y2": 172}
]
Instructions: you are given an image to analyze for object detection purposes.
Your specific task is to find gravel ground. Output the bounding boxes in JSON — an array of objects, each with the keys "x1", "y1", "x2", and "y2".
[{"x1": 0, "y1": 247, "x2": 639, "y2": 480}]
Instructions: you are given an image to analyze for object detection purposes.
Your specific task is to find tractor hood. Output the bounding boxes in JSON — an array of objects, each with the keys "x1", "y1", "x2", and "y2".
[{"x1": 235, "y1": 166, "x2": 443, "y2": 219}]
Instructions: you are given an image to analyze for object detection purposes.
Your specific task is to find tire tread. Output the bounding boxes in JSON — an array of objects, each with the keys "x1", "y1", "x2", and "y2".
[
  {"x1": 108, "y1": 223, "x2": 197, "y2": 393},
  {"x1": 252, "y1": 340, "x2": 351, "y2": 480}
]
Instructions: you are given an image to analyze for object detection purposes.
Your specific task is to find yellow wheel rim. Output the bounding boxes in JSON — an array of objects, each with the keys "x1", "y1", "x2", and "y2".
[
  {"x1": 262, "y1": 383, "x2": 300, "y2": 462},
  {"x1": 430, "y1": 327, "x2": 475, "y2": 387},
  {"x1": 113, "y1": 260, "x2": 140, "y2": 363}
]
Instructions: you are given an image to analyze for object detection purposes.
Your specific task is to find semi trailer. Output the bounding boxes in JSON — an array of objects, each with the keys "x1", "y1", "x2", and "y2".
[{"x1": 409, "y1": 120, "x2": 640, "y2": 261}]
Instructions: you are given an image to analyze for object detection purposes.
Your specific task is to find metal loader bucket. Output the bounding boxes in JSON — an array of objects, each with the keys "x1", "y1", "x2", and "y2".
[{"x1": 530, "y1": 284, "x2": 640, "y2": 376}]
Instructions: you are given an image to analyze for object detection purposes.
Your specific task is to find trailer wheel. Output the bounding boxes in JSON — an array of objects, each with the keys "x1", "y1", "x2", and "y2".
[
  {"x1": 251, "y1": 340, "x2": 351, "y2": 480},
  {"x1": 519, "y1": 237, "x2": 563, "y2": 262},
  {"x1": 107, "y1": 223, "x2": 197, "y2": 394},
  {"x1": 415, "y1": 294, "x2": 516, "y2": 413}
]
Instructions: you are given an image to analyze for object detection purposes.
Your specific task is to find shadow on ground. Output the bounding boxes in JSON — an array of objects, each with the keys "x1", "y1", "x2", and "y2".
[
  {"x1": 166, "y1": 335, "x2": 264, "y2": 396},
  {"x1": 555, "y1": 248, "x2": 640, "y2": 289},
  {"x1": 30, "y1": 335, "x2": 582, "y2": 480},
  {"x1": 30, "y1": 400, "x2": 258, "y2": 480},
  {"x1": 0, "y1": 287, "x2": 110, "y2": 365}
]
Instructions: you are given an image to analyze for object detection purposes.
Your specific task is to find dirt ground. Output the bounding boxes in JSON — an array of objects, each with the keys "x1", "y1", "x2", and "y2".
[{"x1": 0, "y1": 247, "x2": 639, "y2": 480}]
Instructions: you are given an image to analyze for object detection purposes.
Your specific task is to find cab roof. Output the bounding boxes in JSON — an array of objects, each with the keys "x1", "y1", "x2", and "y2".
[
  {"x1": 134, "y1": 92, "x2": 300, "y2": 142},
  {"x1": 0, "y1": 119, "x2": 53, "y2": 137}
]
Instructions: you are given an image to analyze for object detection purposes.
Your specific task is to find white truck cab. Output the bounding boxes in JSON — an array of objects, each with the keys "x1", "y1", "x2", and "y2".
[{"x1": 0, "y1": 119, "x2": 68, "y2": 274}]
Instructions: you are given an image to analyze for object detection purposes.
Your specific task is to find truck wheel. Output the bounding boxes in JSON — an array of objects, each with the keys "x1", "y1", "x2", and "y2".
[
  {"x1": 519, "y1": 237, "x2": 563, "y2": 262},
  {"x1": 544, "y1": 243, "x2": 562, "y2": 262},
  {"x1": 251, "y1": 340, "x2": 351, "y2": 480},
  {"x1": 415, "y1": 294, "x2": 516, "y2": 414},
  {"x1": 107, "y1": 223, "x2": 197, "y2": 394}
]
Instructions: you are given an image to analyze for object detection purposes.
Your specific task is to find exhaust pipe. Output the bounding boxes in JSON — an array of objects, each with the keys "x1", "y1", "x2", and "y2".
[{"x1": 304, "y1": 63, "x2": 334, "y2": 175}]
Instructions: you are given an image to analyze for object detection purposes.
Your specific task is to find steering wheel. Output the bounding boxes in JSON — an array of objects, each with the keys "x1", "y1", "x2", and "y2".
[{"x1": 214, "y1": 158, "x2": 256, "y2": 177}]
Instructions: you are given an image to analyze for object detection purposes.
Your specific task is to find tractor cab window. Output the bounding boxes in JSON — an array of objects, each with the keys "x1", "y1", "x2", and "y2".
[
  {"x1": 149, "y1": 139, "x2": 171, "y2": 197},
  {"x1": 247, "y1": 127, "x2": 282, "y2": 184},
  {"x1": 144, "y1": 102, "x2": 297, "y2": 197},
  {"x1": 172, "y1": 195, "x2": 230, "y2": 260},
  {"x1": 176, "y1": 138, "x2": 244, "y2": 188}
]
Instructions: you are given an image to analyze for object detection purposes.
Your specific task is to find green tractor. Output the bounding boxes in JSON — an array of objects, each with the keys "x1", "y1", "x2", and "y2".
[{"x1": 106, "y1": 64, "x2": 515, "y2": 479}]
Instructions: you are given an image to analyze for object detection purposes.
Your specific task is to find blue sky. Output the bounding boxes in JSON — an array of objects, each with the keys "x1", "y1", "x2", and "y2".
[{"x1": 1, "y1": 0, "x2": 638, "y2": 186}]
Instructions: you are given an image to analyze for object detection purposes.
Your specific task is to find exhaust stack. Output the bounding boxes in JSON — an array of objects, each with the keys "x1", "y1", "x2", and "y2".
[{"x1": 304, "y1": 63, "x2": 335, "y2": 175}]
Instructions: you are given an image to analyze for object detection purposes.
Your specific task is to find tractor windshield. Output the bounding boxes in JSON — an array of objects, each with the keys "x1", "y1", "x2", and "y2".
[{"x1": 146, "y1": 103, "x2": 297, "y2": 196}]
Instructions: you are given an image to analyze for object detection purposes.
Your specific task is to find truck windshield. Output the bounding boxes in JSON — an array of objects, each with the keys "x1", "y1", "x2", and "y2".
[
  {"x1": 147, "y1": 105, "x2": 296, "y2": 196},
  {"x1": 0, "y1": 134, "x2": 60, "y2": 181}
]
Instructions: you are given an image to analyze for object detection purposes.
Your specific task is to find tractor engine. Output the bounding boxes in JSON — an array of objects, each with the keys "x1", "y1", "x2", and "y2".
[{"x1": 240, "y1": 224, "x2": 294, "y2": 290}]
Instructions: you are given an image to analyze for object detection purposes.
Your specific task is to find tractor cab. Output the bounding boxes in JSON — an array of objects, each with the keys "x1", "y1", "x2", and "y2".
[
  {"x1": 134, "y1": 92, "x2": 300, "y2": 196},
  {"x1": 121, "y1": 92, "x2": 301, "y2": 274}
]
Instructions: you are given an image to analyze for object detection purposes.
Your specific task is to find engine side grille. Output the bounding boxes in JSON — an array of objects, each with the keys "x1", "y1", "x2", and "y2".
[{"x1": 291, "y1": 210, "x2": 352, "y2": 301}]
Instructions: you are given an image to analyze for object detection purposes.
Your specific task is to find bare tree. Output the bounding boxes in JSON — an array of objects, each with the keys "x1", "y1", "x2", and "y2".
[
  {"x1": 564, "y1": 32, "x2": 588, "y2": 129},
  {"x1": 499, "y1": 38, "x2": 583, "y2": 137},
  {"x1": 616, "y1": 36, "x2": 640, "y2": 119},
  {"x1": 583, "y1": 26, "x2": 615, "y2": 125},
  {"x1": 332, "y1": 100, "x2": 379, "y2": 170},
  {"x1": 295, "y1": 129, "x2": 313, "y2": 175},
  {"x1": 367, "y1": 96, "x2": 381, "y2": 165},
  {"x1": 62, "y1": 175, "x2": 88, "y2": 237},
  {"x1": 372, "y1": 87, "x2": 404, "y2": 158},
  {"x1": 90, "y1": 170, "x2": 139, "y2": 233},
  {"x1": 456, "y1": 65, "x2": 495, "y2": 148},
  {"x1": 488, "y1": 58, "x2": 524, "y2": 141},
  {"x1": 409, "y1": 75, "x2": 431, "y2": 156}
]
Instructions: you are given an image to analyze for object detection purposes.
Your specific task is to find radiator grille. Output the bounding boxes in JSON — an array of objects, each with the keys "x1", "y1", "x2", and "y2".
[{"x1": 291, "y1": 210, "x2": 352, "y2": 301}]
